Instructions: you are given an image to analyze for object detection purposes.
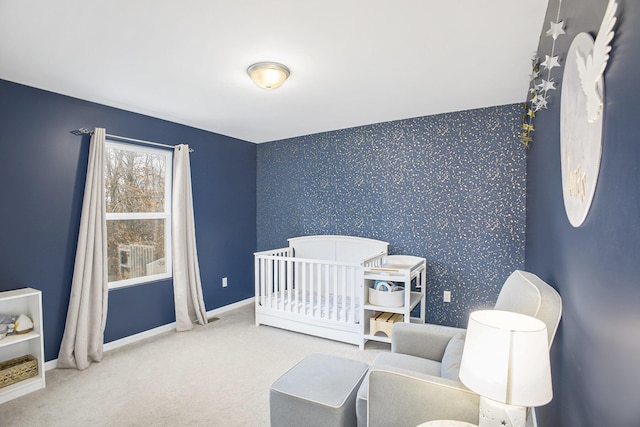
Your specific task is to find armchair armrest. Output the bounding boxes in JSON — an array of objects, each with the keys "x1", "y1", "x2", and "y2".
[
  {"x1": 392, "y1": 322, "x2": 465, "y2": 361},
  {"x1": 367, "y1": 367, "x2": 480, "y2": 427}
]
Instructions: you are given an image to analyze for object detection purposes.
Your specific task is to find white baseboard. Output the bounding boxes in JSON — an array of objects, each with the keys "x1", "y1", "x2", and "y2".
[{"x1": 45, "y1": 297, "x2": 254, "y2": 371}]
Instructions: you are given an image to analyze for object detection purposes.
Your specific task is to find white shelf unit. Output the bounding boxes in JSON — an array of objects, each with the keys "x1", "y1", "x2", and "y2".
[
  {"x1": 0, "y1": 288, "x2": 45, "y2": 404},
  {"x1": 362, "y1": 255, "x2": 426, "y2": 346}
]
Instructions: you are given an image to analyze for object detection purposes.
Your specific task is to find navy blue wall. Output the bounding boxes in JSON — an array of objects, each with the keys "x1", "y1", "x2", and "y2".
[
  {"x1": 257, "y1": 105, "x2": 526, "y2": 328},
  {"x1": 0, "y1": 80, "x2": 257, "y2": 361},
  {"x1": 526, "y1": 1, "x2": 640, "y2": 426}
]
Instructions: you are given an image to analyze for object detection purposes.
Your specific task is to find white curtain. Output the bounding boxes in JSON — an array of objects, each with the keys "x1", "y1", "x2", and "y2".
[
  {"x1": 58, "y1": 128, "x2": 108, "y2": 370},
  {"x1": 172, "y1": 144, "x2": 207, "y2": 331}
]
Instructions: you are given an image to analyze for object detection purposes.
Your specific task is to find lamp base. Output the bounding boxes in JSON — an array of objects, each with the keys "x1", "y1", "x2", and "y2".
[{"x1": 478, "y1": 396, "x2": 527, "y2": 427}]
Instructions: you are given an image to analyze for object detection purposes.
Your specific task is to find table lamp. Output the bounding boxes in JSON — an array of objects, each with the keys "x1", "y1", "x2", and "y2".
[{"x1": 459, "y1": 310, "x2": 552, "y2": 427}]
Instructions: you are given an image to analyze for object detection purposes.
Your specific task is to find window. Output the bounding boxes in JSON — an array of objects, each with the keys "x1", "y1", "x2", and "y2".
[{"x1": 105, "y1": 141, "x2": 172, "y2": 288}]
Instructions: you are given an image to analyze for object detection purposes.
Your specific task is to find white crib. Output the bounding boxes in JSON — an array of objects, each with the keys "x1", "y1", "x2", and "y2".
[{"x1": 254, "y1": 235, "x2": 388, "y2": 347}]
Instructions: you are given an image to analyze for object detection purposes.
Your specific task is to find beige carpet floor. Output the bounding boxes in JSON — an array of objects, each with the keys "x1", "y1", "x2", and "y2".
[{"x1": 0, "y1": 303, "x2": 388, "y2": 426}]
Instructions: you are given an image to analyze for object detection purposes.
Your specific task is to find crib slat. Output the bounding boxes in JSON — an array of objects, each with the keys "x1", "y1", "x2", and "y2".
[
  {"x1": 322, "y1": 263, "x2": 327, "y2": 319},
  {"x1": 255, "y1": 256, "x2": 262, "y2": 309},
  {"x1": 320, "y1": 263, "x2": 325, "y2": 319},
  {"x1": 279, "y1": 258, "x2": 285, "y2": 310},
  {"x1": 340, "y1": 266, "x2": 347, "y2": 322},
  {"x1": 350, "y1": 267, "x2": 357, "y2": 324},
  {"x1": 298, "y1": 262, "x2": 304, "y2": 315},
  {"x1": 325, "y1": 263, "x2": 329, "y2": 320},
  {"x1": 273, "y1": 259, "x2": 284, "y2": 310},
  {"x1": 254, "y1": 255, "x2": 258, "y2": 305},
  {"x1": 331, "y1": 267, "x2": 344, "y2": 320},
  {"x1": 309, "y1": 262, "x2": 315, "y2": 317},
  {"x1": 351, "y1": 267, "x2": 355, "y2": 323},
  {"x1": 260, "y1": 258, "x2": 266, "y2": 307},
  {"x1": 313, "y1": 264, "x2": 322, "y2": 317},
  {"x1": 261, "y1": 257, "x2": 267, "y2": 307},
  {"x1": 287, "y1": 257, "x2": 293, "y2": 313},
  {"x1": 304, "y1": 261, "x2": 310, "y2": 316},
  {"x1": 303, "y1": 261, "x2": 307, "y2": 316},
  {"x1": 278, "y1": 257, "x2": 283, "y2": 310},
  {"x1": 323, "y1": 264, "x2": 328, "y2": 319},
  {"x1": 267, "y1": 258, "x2": 273, "y2": 309},
  {"x1": 283, "y1": 258, "x2": 288, "y2": 310},
  {"x1": 309, "y1": 261, "x2": 314, "y2": 317},
  {"x1": 256, "y1": 256, "x2": 260, "y2": 305},
  {"x1": 272, "y1": 258, "x2": 277, "y2": 309},
  {"x1": 314, "y1": 262, "x2": 319, "y2": 318},
  {"x1": 312, "y1": 261, "x2": 316, "y2": 317},
  {"x1": 293, "y1": 259, "x2": 298, "y2": 314}
]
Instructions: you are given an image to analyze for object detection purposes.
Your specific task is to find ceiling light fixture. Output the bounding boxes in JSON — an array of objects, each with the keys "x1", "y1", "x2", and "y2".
[{"x1": 247, "y1": 62, "x2": 290, "y2": 90}]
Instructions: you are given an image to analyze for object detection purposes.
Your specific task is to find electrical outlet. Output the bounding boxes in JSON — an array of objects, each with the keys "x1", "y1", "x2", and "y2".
[
  {"x1": 443, "y1": 290, "x2": 451, "y2": 303},
  {"x1": 222, "y1": 277, "x2": 228, "y2": 288}
]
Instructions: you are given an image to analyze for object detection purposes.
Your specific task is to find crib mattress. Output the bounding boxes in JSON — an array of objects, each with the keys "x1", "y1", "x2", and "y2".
[{"x1": 260, "y1": 292, "x2": 361, "y2": 323}]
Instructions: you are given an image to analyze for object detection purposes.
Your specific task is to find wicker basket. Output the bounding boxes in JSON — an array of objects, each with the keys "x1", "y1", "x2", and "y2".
[{"x1": 0, "y1": 355, "x2": 38, "y2": 389}]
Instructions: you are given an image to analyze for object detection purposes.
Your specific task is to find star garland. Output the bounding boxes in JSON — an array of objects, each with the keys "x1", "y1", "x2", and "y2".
[{"x1": 521, "y1": 2, "x2": 565, "y2": 148}]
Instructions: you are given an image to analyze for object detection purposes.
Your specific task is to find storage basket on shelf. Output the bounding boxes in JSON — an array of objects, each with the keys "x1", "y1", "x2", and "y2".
[
  {"x1": 0, "y1": 355, "x2": 38, "y2": 389},
  {"x1": 368, "y1": 286, "x2": 405, "y2": 307}
]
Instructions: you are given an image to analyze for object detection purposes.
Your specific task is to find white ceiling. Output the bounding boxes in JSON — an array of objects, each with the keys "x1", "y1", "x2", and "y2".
[{"x1": 0, "y1": 0, "x2": 548, "y2": 144}]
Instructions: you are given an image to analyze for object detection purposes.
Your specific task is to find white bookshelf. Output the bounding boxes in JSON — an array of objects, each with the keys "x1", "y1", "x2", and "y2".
[{"x1": 0, "y1": 288, "x2": 45, "y2": 404}]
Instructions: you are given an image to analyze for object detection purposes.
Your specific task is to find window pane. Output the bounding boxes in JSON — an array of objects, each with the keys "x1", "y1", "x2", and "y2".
[
  {"x1": 107, "y1": 219, "x2": 166, "y2": 283},
  {"x1": 105, "y1": 145, "x2": 166, "y2": 213}
]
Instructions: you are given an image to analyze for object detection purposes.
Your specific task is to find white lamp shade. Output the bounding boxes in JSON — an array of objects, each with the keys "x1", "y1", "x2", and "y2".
[
  {"x1": 247, "y1": 62, "x2": 290, "y2": 89},
  {"x1": 459, "y1": 310, "x2": 552, "y2": 407}
]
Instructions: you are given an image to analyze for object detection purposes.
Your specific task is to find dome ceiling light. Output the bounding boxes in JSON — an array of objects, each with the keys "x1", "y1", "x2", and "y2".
[{"x1": 247, "y1": 62, "x2": 290, "y2": 90}]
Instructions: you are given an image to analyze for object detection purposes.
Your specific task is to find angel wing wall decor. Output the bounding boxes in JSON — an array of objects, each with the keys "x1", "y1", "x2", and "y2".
[
  {"x1": 577, "y1": 0, "x2": 618, "y2": 123},
  {"x1": 560, "y1": 0, "x2": 617, "y2": 227}
]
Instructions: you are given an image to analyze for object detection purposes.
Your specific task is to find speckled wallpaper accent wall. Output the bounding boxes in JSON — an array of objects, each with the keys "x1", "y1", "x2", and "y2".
[{"x1": 257, "y1": 104, "x2": 526, "y2": 327}]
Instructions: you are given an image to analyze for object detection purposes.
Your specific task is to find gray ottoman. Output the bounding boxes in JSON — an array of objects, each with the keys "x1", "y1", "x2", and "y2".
[{"x1": 270, "y1": 353, "x2": 369, "y2": 427}]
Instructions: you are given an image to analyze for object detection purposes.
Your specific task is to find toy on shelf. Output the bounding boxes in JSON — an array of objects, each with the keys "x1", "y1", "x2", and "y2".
[{"x1": 0, "y1": 314, "x2": 34, "y2": 340}]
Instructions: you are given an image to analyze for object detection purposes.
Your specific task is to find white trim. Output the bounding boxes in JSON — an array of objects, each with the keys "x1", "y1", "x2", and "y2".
[
  {"x1": 45, "y1": 297, "x2": 254, "y2": 371},
  {"x1": 44, "y1": 359, "x2": 59, "y2": 371},
  {"x1": 205, "y1": 297, "x2": 254, "y2": 318}
]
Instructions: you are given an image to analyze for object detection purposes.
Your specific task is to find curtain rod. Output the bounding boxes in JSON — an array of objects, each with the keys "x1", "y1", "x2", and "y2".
[{"x1": 70, "y1": 128, "x2": 194, "y2": 153}]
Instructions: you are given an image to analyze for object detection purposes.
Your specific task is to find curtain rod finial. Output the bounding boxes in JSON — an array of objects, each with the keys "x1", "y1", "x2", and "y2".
[{"x1": 70, "y1": 128, "x2": 92, "y2": 136}]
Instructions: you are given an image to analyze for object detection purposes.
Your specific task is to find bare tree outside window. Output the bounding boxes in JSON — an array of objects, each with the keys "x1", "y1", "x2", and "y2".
[{"x1": 104, "y1": 141, "x2": 172, "y2": 288}]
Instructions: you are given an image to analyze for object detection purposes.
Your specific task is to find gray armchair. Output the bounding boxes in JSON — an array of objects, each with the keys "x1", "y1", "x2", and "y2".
[{"x1": 356, "y1": 270, "x2": 562, "y2": 427}]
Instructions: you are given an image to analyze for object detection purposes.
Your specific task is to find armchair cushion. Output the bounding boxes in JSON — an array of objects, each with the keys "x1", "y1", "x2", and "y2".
[
  {"x1": 356, "y1": 351, "x2": 442, "y2": 425},
  {"x1": 367, "y1": 367, "x2": 479, "y2": 427},
  {"x1": 440, "y1": 331, "x2": 466, "y2": 380},
  {"x1": 392, "y1": 322, "x2": 465, "y2": 360},
  {"x1": 372, "y1": 351, "x2": 442, "y2": 375}
]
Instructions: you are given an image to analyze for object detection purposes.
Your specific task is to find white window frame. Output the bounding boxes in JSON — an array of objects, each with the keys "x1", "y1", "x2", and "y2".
[{"x1": 105, "y1": 140, "x2": 173, "y2": 289}]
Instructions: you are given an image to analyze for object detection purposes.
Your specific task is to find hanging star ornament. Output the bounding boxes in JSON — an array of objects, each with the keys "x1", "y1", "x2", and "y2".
[
  {"x1": 522, "y1": 123, "x2": 534, "y2": 133},
  {"x1": 533, "y1": 95, "x2": 549, "y2": 111},
  {"x1": 520, "y1": 133, "x2": 533, "y2": 148},
  {"x1": 530, "y1": 68, "x2": 540, "y2": 81},
  {"x1": 538, "y1": 78, "x2": 557, "y2": 92},
  {"x1": 541, "y1": 55, "x2": 561, "y2": 71},
  {"x1": 547, "y1": 20, "x2": 566, "y2": 40},
  {"x1": 520, "y1": 6, "x2": 566, "y2": 148},
  {"x1": 521, "y1": 59, "x2": 541, "y2": 146}
]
